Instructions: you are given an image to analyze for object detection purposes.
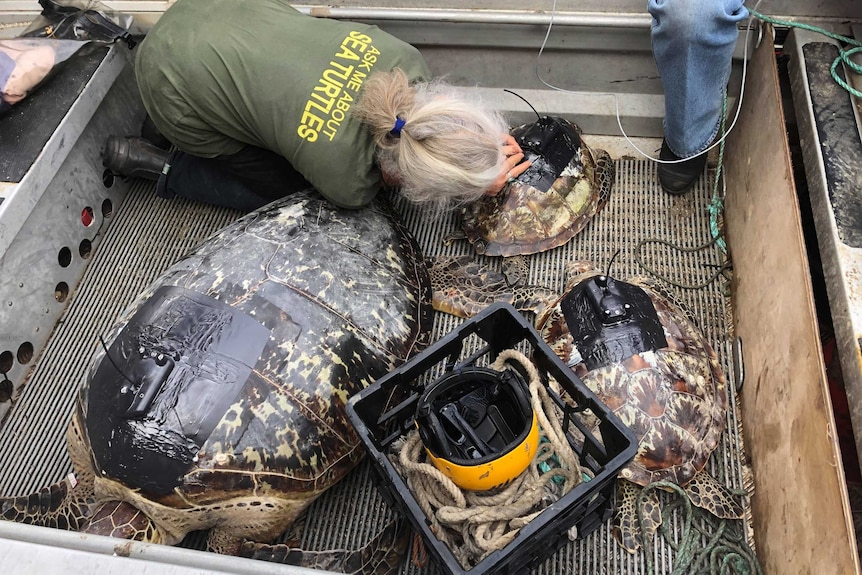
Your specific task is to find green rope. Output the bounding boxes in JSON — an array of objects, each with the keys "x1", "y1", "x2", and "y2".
[
  {"x1": 634, "y1": 235, "x2": 732, "y2": 291},
  {"x1": 633, "y1": 90, "x2": 731, "y2": 290},
  {"x1": 749, "y1": 8, "x2": 862, "y2": 99},
  {"x1": 638, "y1": 481, "x2": 763, "y2": 575},
  {"x1": 709, "y1": 92, "x2": 728, "y2": 255}
]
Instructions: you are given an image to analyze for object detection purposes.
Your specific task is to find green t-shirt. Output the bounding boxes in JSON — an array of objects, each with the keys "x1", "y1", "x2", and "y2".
[{"x1": 135, "y1": 0, "x2": 431, "y2": 208}]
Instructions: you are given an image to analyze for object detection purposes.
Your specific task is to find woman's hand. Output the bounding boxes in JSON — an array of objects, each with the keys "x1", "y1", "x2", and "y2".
[{"x1": 485, "y1": 134, "x2": 531, "y2": 196}]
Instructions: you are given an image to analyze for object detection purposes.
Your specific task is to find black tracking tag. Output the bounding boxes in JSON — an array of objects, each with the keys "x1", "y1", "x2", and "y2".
[
  {"x1": 87, "y1": 285, "x2": 269, "y2": 494},
  {"x1": 511, "y1": 116, "x2": 581, "y2": 192},
  {"x1": 560, "y1": 275, "x2": 667, "y2": 371}
]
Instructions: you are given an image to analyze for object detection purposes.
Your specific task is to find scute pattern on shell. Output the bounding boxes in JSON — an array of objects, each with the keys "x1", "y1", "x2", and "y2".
[
  {"x1": 456, "y1": 118, "x2": 614, "y2": 257},
  {"x1": 80, "y1": 190, "x2": 432, "y2": 535},
  {"x1": 536, "y1": 269, "x2": 726, "y2": 489}
]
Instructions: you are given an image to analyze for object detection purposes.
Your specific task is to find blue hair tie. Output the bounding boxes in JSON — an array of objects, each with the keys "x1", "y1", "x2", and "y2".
[{"x1": 390, "y1": 117, "x2": 406, "y2": 135}]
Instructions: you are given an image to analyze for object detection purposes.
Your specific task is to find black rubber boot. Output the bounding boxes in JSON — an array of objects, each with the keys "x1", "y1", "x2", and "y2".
[
  {"x1": 140, "y1": 115, "x2": 172, "y2": 150},
  {"x1": 657, "y1": 138, "x2": 708, "y2": 195},
  {"x1": 102, "y1": 136, "x2": 170, "y2": 181}
]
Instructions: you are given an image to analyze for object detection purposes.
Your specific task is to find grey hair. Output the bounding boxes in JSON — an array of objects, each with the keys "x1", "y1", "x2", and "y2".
[{"x1": 353, "y1": 68, "x2": 509, "y2": 209}]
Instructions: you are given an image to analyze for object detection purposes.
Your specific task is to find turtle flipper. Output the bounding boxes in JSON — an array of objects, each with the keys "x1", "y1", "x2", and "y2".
[
  {"x1": 683, "y1": 471, "x2": 745, "y2": 519},
  {"x1": 80, "y1": 500, "x2": 164, "y2": 543},
  {"x1": 510, "y1": 284, "x2": 559, "y2": 318},
  {"x1": 613, "y1": 479, "x2": 642, "y2": 553},
  {"x1": 429, "y1": 254, "x2": 558, "y2": 318},
  {"x1": 0, "y1": 476, "x2": 94, "y2": 531},
  {"x1": 636, "y1": 482, "x2": 663, "y2": 545},
  {"x1": 238, "y1": 517, "x2": 410, "y2": 575},
  {"x1": 1, "y1": 406, "x2": 97, "y2": 531},
  {"x1": 593, "y1": 149, "x2": 615, "y2": 210},
  {"x1": 429, "y1": 254, "x2": 491, "y2": 317},
  {"x1": 613, "y1": 479, "x2": 661, "y2": 553}
]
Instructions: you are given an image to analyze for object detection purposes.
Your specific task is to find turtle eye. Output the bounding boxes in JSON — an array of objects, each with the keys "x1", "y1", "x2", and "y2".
[{"x1": 474, "y1": 240, "x2": 487, "y2": 255}]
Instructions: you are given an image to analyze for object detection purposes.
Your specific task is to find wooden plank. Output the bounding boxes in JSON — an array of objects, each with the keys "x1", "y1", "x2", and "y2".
[{"x1": 724, "y1": 25, "x2": 860, "y2": 574}]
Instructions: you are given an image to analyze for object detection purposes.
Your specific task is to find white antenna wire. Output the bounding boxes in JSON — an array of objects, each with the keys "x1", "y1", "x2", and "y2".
[{"x1": 534, "y1": 0, "x2": 764, "y2": 164}]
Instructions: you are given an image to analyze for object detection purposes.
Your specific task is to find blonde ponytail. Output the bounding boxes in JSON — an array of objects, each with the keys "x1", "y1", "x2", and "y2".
[{"x1": 354, "y1": 69, "x2": 508, "y2": 209}]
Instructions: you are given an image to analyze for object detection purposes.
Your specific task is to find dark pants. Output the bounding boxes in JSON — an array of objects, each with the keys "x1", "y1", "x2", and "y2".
[{"x1": 157, "y1": 145, "x2": 311, "y2": 213}]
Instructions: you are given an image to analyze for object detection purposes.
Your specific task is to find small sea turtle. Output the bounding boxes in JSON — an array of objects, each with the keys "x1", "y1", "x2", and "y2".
[
  {"x1": 535, "y1": 261, "x2": 744, "y2": 552},
  {"x1": 427, "y1": 257, "x2": 743, "y2": 551},
  {"x1": 429, "y1": 254, "x2": 558, "y2": 318},
  {"x1": 446, "y1": 116, "x2": 615, "y2": 257},
  {"x1": 0, "y1": 190, "x2": 432, "y2": 574}
]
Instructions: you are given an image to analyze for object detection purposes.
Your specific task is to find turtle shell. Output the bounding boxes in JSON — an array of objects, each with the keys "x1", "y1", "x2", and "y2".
[
  {"x1": 78, "y1": 190, "x2": 432, "y2": 539},
  {"x1": 535, "y1": 265, "x2": 726, "y2": 489},
  {"x1": 457, "y1": 117, "x2": 614, "y2": 257}
]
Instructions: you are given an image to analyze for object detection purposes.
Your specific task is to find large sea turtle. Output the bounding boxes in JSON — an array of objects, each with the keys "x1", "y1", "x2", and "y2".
[
  {"x1": 428, "y1": 258, "x2": 744, "y2": 552},
  {"x1": 445, "y1": 116, "x2": 615, "y2": 257},
  {"x1": 0, "y1": 190, "x2": 432, "y2": 573}
]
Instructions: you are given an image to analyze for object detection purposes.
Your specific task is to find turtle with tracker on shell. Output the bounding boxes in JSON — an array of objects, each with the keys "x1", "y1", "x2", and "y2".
[
  {"x1": 0, "y1": 190, "x2": 433, "y2": 574},
  {"x1": 431, "y1": 106, "x2": 615, "y2": 318}
]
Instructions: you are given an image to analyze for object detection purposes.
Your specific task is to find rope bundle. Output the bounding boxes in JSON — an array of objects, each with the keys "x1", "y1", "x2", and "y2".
[
  {"x1": 393, "y1": 349, "x2": 585, "y2": 569},
  {"x1": 639, "y1": 481, "x2": 763, "y2": 575}
]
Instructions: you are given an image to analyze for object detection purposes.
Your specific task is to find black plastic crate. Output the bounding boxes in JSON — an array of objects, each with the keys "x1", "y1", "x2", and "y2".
[{"x1": 346, "y1": 303, "x2": 638, "y2": 575}]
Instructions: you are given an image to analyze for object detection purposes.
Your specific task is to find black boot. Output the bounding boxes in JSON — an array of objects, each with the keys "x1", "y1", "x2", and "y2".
[
  {"x1": 140, "y1": 115, "x2": 172, "y2": 150},
  {"x1": 657, "y1": 138, "x2": 707, "y2": 195},
  {"x1": 102, "y1": 136, "x2": 170, "y2": 181}
]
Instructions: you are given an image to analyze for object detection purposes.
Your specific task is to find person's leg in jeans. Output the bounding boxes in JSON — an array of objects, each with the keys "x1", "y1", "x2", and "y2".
[
  {"x1": 157, "y1": 146, "x2": 312, "y2": 213},
  {"x1": 648, "y1": 0, "x2": 749, "y2": 194}
]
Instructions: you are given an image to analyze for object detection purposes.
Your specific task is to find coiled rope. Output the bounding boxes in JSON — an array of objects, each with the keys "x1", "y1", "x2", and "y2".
[
  {"x1": 640, "y1": 481, "x2": 763, "y2": 575},
  {"x1": 393, "y1": 349, "x2": 585, "y2": 569}
]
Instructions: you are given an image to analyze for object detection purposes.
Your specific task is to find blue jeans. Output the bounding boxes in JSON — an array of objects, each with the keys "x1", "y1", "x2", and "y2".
[{"x1": 649, "y1": 0, "x2": 749, "y2": 158}]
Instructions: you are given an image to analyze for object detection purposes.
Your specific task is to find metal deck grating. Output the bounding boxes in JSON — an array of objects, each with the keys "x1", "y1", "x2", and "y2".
[{"x1": 0, "y1": 157, "x2": 752, "y2": 574}]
